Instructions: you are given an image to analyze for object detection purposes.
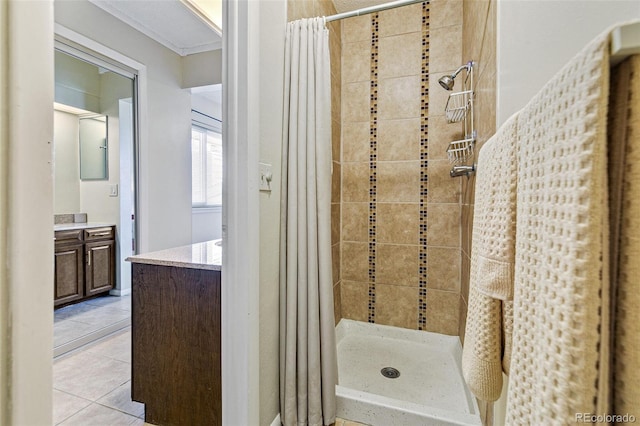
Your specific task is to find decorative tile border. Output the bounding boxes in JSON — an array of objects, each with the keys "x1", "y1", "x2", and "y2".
[
  {"x1": 368, "y1": 13, "x2": 380, "y2": 324},
  {"x1": 418, "y1": 1, "x2": 430, "y2": 330}
]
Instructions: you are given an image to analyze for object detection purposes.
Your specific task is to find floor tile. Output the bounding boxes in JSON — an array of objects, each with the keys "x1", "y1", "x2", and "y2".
[
  {"x1": 70, "y1": 305, "x2": 130, "y2": 327},
  {"x1": 97, "y1": 381, "x2": 144, "y2": 418},
  {"x1": 54, "y1": 302, "x2": 100, "y2": 322},
  {"x1": 84, "y1": 295, "x2": 131, "y2": 312},
  {"x1": 58, "y1": 403, "x2": 139, "y2": 426},
  {"x1": 54, "y1": 319, "x2": 104, "y2": 348},
  {"x1": 54, "y1": 351, "x2": 130, "y2": 401},
  {"x1": 86, "y1": 329, "x2": 132, "y2": 363},
  {"x1": 53, "y1": 389, "x2": 92, "y2": 425}
]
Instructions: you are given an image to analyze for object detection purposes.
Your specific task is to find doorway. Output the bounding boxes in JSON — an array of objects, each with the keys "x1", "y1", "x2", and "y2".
[{"x1": 53, "y1": 42, "x2": 138, "y2": 357}]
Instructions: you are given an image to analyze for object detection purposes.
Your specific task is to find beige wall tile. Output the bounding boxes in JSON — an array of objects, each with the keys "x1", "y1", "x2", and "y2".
[
  {"x1": 427, "y1": 247, "x2": 460, "y2": 291},
  {"x1": 328, "y1": 19, "x2": 340, "y2": 41},
  {"x1": 341, "y1": 280, "x2": 369, "y2": 321},
  {"x1": 287, "y1": 0, "x2": 298, "y2": 21},
  {"x1": 378, "y1": 32, "x2": 422, "y2": 79},
  {"x1": 376, "y1": 243, "x2": 419, "y2": 286},
  {"x1": 480, "y1": 0, "x2": 496, "y2": 77},
  {"x1": 462, "y1": 0, "x2": 490, "y2": 63},
  {"x1": 428, "y1": 159, "x2": 461, "y2": 203},
  {"x1": 343, "y1": 122, "x2": 370, "y2": 162},
  {"x1": 460, "y1": 252, "x2": 470, "y2": 302},
  {"x1": 431, "y1": 0, "x2": 463, "y2": 29},
  {"x1": 462, "y1": 174, "x2": 475, "y2": 205},
  {"x1": 332, "y1": 118, "x2": 341, "y2": 163},
  {"x1": 378, "y1": 3, "x2": 423, "y2": 37},
  {"x1": 461, "y1": 202, "x2": 473, "y2": 256},
  {"x1": 475, "y1": 69, "x2": 497, "y2": 145},
  {"x1": 316, "y1": 0, "x2": 336, "y2": 16},
  {"x1": 375, "y1": 284, "x2": 419, "y2": 329},
  {"x1": 377, "y1": 161, "x2": 420, "y2": 203},
  {"x1": 342, "y1": 162, "x2": 369, "y2": 202},
  {"x1": 343, "y1": 81, "x2": 370, "y2": 123},
  {"x1": 342, "y1": 40, "x2": 371, "y2": 84},
  {"x1": 430, "y1": 25, "x2": 463, "y2": 74},
  {"x1": 378, "y1": 76, "x2": 421, "y2": 120},
  {"x1": 342, "y1": 242, "x2": 369, "y2": 282},
  {"x1": 425, "y1": 289, "x2": 460, "y2": 335},
  {"x1": 429, "y1": 115, "x2": 464, "y2": 161},
  {"x1": 334, "y1": 282, "x2": 342, "y2": 325},
  {"x1": 342, "y1": 15, "x2": 371, "y2": 43},
  {"x1": 427, "y1": 203, "x2": 460, "y2": 247},
  {"x1": 331, "y1": 65, "x2": 342, "y2": 122},
  {"x1": 458, "y1": 295, "x2": 468, "y2": 344},
  {"x1": 331, "y1": 203, "x2": 340, "y2": 245},
  {"x1": 293, "y1": 0, "x2": 314, "y2": 21},
  {"x1": 377, "y1": 203, "x2": 419, "y2": 245},
  {"x1": 378, "y1": 118, "x2": 420, "y2": 161},
  {"x1": 342, "y1": 202, "x2": 368, "y2": 242},
  {"x1": 332, "y1": 162, "x2": 341, "y2": 203},
  {"x1": 333, "y1": 243, "x2": 341, "y2": 284}
]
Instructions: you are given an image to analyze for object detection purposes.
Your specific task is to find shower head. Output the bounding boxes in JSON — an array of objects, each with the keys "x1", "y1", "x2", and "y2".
[
  {"x1": 438, "y1": 75, "x2": 455, "y2": 91},
  {"x1": 437, "y1": 63, "x2": 472, "y2": 91}
]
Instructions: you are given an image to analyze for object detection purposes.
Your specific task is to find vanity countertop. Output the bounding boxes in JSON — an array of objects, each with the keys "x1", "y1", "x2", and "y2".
[
  {"x1": 126, "y1": 239, "x2": 222, "y2": 271},
  {"x1": 54, "y1": 222, "x2": 116, "y2": 232}
]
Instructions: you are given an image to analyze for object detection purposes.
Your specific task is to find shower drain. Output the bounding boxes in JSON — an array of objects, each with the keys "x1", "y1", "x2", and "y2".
[{"x1": 380, "y1": 367, "x2": 400, "y2": 379}]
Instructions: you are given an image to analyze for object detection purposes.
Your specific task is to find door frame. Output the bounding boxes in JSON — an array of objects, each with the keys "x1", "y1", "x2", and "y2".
[{"x1": 54, "y1": 23, "x2": 147, "y2": 272}]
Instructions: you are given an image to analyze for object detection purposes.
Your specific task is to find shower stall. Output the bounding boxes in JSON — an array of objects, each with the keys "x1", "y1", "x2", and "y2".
[
  {"x1": 285, "y1": 0, "x2": 497, "y2": 423},
  {"x1": 320, "y1": 0, "x2": 488, "y2": 424}
]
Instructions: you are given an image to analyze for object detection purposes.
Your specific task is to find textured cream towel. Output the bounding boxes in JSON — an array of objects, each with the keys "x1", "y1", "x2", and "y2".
[
  {"x1": 462, "y1": 113, "x2": 518, "y2": 402},
  {"x1": 506, "y1": 29, "x2": 611, "y2": 424},
  {"x1": 609, "y1": 54, "x2": 640, "y2": 419}
]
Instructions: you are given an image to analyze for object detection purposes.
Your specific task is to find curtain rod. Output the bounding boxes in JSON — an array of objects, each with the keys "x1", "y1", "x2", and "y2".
[{"x1": 324, "y1": 0, "x2": 424, "y2": 23}]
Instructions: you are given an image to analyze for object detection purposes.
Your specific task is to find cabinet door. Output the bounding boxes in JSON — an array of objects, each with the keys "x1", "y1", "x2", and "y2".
[
  {"x1": 54, "y1": 242, "x2": 84, "y2": 306},
  {"x1": 85, "y1": 240, "x2": 115, "y2": 296}
]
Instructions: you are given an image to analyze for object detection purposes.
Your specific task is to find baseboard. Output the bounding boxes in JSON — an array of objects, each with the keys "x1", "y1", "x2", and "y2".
[
  {"x1": 270, "y1": 413, "x2": 281, "y2": 426},
  {"x1": 109, "y1": 288, "x2": 132, "y2": 296}
]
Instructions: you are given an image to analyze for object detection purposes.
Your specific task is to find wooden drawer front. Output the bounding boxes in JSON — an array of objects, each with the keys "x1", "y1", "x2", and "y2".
[
  {"x1": 54, "y1": 229, "x2": 83, "y2": 243},
  {"x1": 84, "y1": 227, "x2": 114, "y2": 241}
]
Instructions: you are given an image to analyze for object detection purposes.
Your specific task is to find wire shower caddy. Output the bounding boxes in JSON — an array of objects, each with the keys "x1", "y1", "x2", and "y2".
[{"x1": 444, "y1": 62, "x2": 476, "y2": 172}]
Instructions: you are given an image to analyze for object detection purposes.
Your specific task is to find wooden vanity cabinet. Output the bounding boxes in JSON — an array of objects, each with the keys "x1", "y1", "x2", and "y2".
[
  {"x1": 54, "y1": 226, "x2": 115, "y2": 307},
  {"x1": 84, "y1": 227, "x2": 116, "y2": 297},
  {"x1": 54, "y1": 230, "x2": 84, "y2": 306}
]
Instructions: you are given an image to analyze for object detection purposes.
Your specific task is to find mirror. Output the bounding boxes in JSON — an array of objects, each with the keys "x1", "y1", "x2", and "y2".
[{"x1": 79, "y1": 115, "x2": 108, "y2": 180}]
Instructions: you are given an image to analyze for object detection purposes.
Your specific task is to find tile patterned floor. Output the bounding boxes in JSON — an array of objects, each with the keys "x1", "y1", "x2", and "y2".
[
  {"x1": 53, "y1": 328, "x2": 145, "y2": 425},
  {"x1": 53, "y1": 297, "x2": 369, "y2": 426},
  {"x1": 54, "y1": 295, "x2": 131, "y2": 350}
]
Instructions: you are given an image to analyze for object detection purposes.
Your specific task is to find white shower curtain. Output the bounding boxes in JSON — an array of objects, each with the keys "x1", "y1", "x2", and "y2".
[{"x1": 279, "y1": 17, "x2": 337, "y2": 426}]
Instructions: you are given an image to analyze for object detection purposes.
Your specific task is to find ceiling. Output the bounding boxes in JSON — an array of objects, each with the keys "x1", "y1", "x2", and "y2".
[
  {"x1": 88, "y1": 0, "x2": 389, "y2": 57},
  {"x1": 89, "y1": 0, "x2": 222, "y2": 56}
]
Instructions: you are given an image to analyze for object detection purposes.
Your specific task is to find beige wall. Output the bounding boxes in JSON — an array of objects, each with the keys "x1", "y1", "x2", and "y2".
[
  {"x1": 459, "y1": 0, "x2": 497, "y2": 343},
  {"x1": 288, "y1": 0, "x2": 343, "y2": 325},
  {"x1": 338, "y1": 0, "x2": 463, "y2": 335},
  {"x1": 54, "y1": 110, "x2": 81, "y2": 213}
]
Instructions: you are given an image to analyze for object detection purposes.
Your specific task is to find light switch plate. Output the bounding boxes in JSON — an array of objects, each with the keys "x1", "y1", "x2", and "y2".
[
  {"x1": 109, "y1": 184, "x2": 119, "y2": 197},
  {"x1": 259, "y1": 162, "x2": 273, "y2": 192}
]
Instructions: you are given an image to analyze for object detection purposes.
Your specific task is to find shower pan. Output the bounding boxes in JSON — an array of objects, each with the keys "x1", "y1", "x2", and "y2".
[{"x1": 335, "y1": 320, "x2": 481, "y2": 426}]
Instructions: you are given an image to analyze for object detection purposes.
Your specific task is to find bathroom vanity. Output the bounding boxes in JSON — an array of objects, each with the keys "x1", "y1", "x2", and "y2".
[
  {"x1": 54, "y1": 222, "x2": 116, "y2": 307},
  {"x1": 127, "y1": 240, "x2": 222, "y2": 426}
]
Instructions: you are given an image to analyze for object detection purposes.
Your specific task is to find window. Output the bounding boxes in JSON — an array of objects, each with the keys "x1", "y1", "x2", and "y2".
[{"x1": 191, "y1": 123, "x2": 222, "y2": 207}]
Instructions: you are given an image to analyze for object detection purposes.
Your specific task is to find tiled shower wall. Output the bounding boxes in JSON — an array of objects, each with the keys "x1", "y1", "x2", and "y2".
[
  {"x1": 286, "y1": 0, "x2": 343, "y2": 324},
  {"x1": 459, "y1": 0, "x2": 497, "y2": 343},
  {"x1": 339, "y1": 1, "x2": 464, "y2": 335}
]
